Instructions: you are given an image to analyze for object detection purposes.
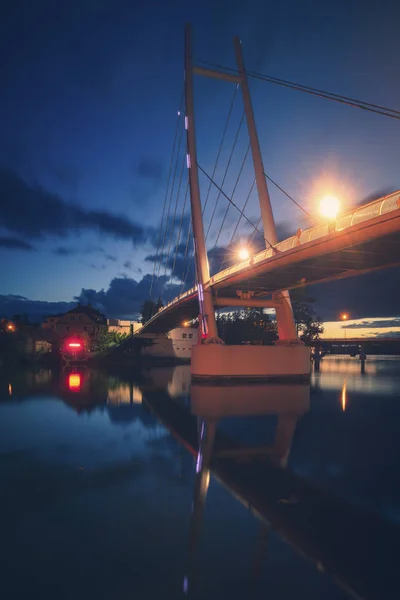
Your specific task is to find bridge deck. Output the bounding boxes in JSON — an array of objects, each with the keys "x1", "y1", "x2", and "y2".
[{"x1": 139, "y1": 191, "x2": 400, "y2": 333}]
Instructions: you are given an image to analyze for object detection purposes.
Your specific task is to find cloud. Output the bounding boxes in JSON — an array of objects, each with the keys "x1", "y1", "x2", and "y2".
[
  {"x1": 123, "y1": 260, "x2": 133, "y2": 270},
  {"x1": 75, "y1": 274, "x2": 181, "y2": 319},
  {"x1": 147, "y1": 214, "x2": 191, "y2": 248},
  {"x1": 0, "y1": 236, "x2": 35, "y2": 251},
  {"x1": 0, "y1": 166, "x2": 149, "y2": 245},
  {"x1": 136, "y1": 158, "x2": 163, "y2": 182},
  {"x1": 145, "y1": 240, "x2": 237, "y2": 286},
  {"x1": 53, "y1": 246, "x2": 118, "y2": 258},
  {"x1": 373, "y1": 331, "x2": 400, "y2": 339},
  {"x1": 356, "y1": 189, "x2": 396, "y2": 206},
  {"x1": 311, "y1": 267, "x2": 400, "y2": 321},
  {"x1": 344, "y1": 318, "x2": 400, "y2": 329},
  {"x1": 0, "y1": 294, "x2": 74, "y2": 321},
  {"x1": 54, "y1": 246, "x2": 76, "y2": 256},
  {"x1": 145, "y1": 250, "x2": 194, "y2": 284}
]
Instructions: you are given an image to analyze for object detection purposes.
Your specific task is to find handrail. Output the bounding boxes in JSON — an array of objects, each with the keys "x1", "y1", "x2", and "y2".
[
  {"x1": 141, "y1": 190, "x2": 400, "y2": 327},
  {"x1": 211, "y1": 190, "x2": 400, "y2": 286}
]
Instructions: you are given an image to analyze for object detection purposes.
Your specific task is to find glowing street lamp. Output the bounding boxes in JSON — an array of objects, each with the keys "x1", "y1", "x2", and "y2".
[
  {"x1": 238, "y1": 247, "x2": 250, "y2": 261},
  {"x1": 182, "y1": 320, "x2": 190, "y2": 327},
  {"x1": 319, "y1": 195, "x2": 340, "y2": 220}
]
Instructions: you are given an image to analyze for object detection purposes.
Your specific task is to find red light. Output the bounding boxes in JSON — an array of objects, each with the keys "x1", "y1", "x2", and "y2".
[
  {"x1": 68, "y1": 342, "x2": 81, "y2": 348},
  {"x1": 68, "y1": 373, "x2": 81, "y2": 391}
]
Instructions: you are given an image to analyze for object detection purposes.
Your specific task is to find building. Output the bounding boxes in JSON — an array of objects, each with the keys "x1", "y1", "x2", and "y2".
[
  {"x1": 107, "y1": 319, "x2": 142, "y2": 335},
  {"x1": 42, "y1": 304, "x2": 107, "y2": 338},
  {"x1": 22, "y1": 327, "x2": 58, "y2": 359}
]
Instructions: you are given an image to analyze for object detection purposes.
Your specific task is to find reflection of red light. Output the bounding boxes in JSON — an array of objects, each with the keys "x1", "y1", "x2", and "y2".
[
  {"x1": 68, "y1": 374, "x2": 81, "y2": 391},
  {"x1": 68, "y1": 342, "x2": 81, "y2": 348}
]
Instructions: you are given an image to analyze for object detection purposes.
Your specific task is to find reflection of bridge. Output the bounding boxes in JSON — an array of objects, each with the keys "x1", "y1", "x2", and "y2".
[
  {"x1": 136, "y1": 25, "x2": 400, "y2": 381},
  {"x1": 143, "y1": 382, "x2": 400, "y2": 600}
]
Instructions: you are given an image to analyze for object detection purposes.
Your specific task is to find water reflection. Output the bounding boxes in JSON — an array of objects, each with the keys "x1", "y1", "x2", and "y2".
[
  {"x1": 312, "y1": 355, "x2": 400, "y2": 395},
  {"x1": 1, "y1": 367, "x2": 146, "y2": 413},
  {"x1": 191, "y1": 384, "x2": 310, "y2": 467},
  {"x1": 68, "y1": 372, "x2": 81, "y2": 391},
  {"x1": 142, "y1": 365, "x2": 191, "y2": 398},
  {"x1": 184, "y1": 384, "x2": 310, "y2": 596},
  {"x1": 341, "y1": 379, "x2": 347, "y2": 412},
  {"x1": 1, "y1": 361, "x2": 400, "y2": 599},
  {"x1": 139, "y1": 369, "x2": 400, "y2": 600}
]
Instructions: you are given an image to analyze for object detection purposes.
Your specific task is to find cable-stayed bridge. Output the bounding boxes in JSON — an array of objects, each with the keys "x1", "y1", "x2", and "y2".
[
  {"x1": 140, "y1": 190, "x2": 400, "y2": 334},
  {"x1": 135, "y1": 25, "x2": 400, "y2": 381}
]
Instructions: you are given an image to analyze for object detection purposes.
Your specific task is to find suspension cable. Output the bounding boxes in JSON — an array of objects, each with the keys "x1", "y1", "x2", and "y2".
[
  {"x1": 220, "y1": 177, "x2": 255, "y2": 267},
  {"x1": 179, "y1": 212, "x2": 193, "y2": 295},
  {"x1": 171, "y1": 181, "x2": 189, "y2": 278},
  {"x1": 165, "y1": 180, "x2": 189, "y2": 303},
  {"x1": 150, "y1": 88, "x2": 184, "y2": 296},
  {"x1": 156, "y1": 114, "x2": 185, "y2": 282},
  {"x1": 205, "y1": 111, "x2": 245, "y2": 241},
  {"x1": 198, "y1": 163, "x2": 276, "y2": 250},
  {"x1": 180, "y1": 237, "x2": 194, "y2": 295},
  {"x1": 210, "y1": 143, "x2": 251, "y2": 261},
  {"x1": 202, "y1": 85, "x2": 239, "y2": 216},
  {"x1": 264, "y1": 172, "x2": 314, "y2": 222},
  {"x1": 176, "y1": 87, "x2": 240, "y2": 295},
  {"x1": 249, "y1": 216, "x2": 262, "y2": 243},
  {"x1": 162, "y1": 149, "x2": 187, "y2": 280},
  {"x1": 196, "y1": 59, "x2": 400, "y2": 120}
]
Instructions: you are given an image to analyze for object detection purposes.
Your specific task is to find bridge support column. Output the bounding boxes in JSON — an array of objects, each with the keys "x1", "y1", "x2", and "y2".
[
  {"x1": 185, "y1": 24, "x2": 221, "y2": 343},
  {"x1": 234, "y1": 36, "x2": 299, "y2": 345},
  {"x1": 273, "y1": 290, "x2": 300, "y2": 344}
]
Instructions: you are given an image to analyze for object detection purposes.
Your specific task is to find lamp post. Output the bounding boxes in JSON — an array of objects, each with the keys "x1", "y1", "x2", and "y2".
[{"x1": 341, "y1": 313, "x2": 349, "y2": 342}]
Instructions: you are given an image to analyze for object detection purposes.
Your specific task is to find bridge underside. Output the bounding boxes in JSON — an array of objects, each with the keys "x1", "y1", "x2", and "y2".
[{"x1": 139, "y1": 211, "x2": 400, "y2": 334}]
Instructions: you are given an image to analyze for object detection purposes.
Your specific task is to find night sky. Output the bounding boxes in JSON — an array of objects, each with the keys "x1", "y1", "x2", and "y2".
[{"x1": 1, "y1": 0, "x2": 399, "y2": 333}]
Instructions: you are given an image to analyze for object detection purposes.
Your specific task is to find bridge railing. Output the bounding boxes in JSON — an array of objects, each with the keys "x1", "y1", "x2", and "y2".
[
  {"x1": 146, "y1": 190, "x2": 400, "y2": 320},
  {"x1": 210, "y1": 190, "x2": 400, "y2": 285}
]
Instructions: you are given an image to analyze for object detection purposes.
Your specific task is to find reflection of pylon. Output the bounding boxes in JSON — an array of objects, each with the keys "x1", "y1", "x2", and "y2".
[{"x1": 251, "y1": 522, "x2": 269, "y2": 584}]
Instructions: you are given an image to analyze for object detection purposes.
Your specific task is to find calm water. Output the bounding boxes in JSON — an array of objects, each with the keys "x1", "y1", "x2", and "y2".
[{"x1": 1, "y1": 356, "x2": 400, "y2": 599}]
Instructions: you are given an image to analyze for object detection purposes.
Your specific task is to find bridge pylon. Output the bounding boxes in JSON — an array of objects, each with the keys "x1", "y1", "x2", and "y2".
[
  {"x1": 185, "y1": 24, "x2": 310, "y2": 380},
  {"x1": 184, "y1": 24, "x2": 222, "y2": 343},
  {"x1": 185, "y1": 25, "x2": 299, "y2": 345},
  {"x1": 233, "y1": 36, "x2": 298, "y2": 344}
]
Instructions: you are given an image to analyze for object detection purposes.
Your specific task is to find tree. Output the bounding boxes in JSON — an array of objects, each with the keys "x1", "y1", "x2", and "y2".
[
  {"x1": 90, "y1": 329, "x2": 128, "y2": 354},
  {"x1": 216, "y1": 308, "x2": 277, "y2": 345},
  {"x1": 291, "y1": 288, "x2": 324, "y2": 344},
  {"x1": 140, "y1": 298, "x2": 163, "y2": 325}
]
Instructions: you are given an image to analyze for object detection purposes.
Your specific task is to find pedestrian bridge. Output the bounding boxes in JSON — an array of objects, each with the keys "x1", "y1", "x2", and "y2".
[{"x1": 138, "y1": 190, "x2": 400, "y2": 334}]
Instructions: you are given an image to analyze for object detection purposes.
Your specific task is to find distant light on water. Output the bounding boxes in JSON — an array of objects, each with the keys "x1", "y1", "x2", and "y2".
[
  {"x1": 8, "y1": 383, "x2": 12, "y2": 396},
  {"x1": 68, "y1": 374, "x2": 81, "y2": 391},
  {"x1": 341, "y1": 379, "x2": 347, "y2": 411}
]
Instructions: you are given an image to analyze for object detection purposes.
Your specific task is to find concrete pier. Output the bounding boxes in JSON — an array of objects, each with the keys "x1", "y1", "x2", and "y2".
[{"x1": 191, "y1": 344, "x2": 311, "y2": 382}]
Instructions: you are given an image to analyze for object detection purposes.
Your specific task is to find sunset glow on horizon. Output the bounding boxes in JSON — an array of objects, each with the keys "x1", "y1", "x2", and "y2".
[{"x1": 321, "y1": 317, "x2": 400, "y2": 339}]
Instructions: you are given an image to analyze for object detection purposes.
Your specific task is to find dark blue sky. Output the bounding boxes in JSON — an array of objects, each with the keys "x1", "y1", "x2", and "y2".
[{"x1": 1, "y1": 0, "x2": 399, "y2": 320}]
